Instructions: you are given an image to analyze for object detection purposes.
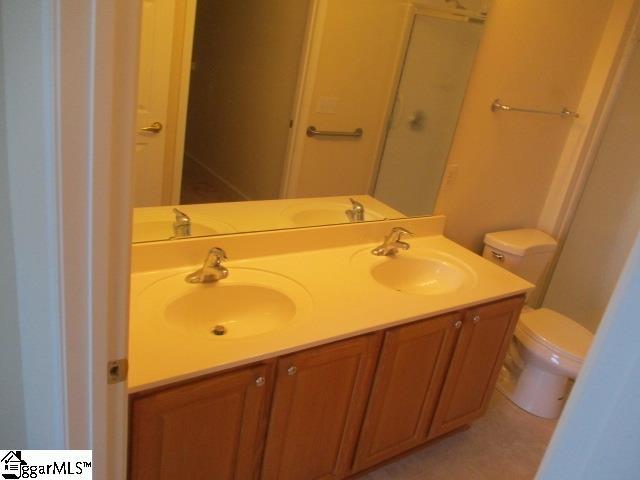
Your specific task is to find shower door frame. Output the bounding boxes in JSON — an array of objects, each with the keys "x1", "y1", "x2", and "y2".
[{"x1": 367, "y1": 3, "x2": 487, "y2": 209}]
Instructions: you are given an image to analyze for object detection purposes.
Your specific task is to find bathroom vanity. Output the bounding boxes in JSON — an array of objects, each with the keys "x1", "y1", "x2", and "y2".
[{"x1": 127, "y1": 216, "x2": 530, "y2": 479}]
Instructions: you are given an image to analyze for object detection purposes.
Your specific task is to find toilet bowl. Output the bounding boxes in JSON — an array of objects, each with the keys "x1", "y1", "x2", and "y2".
[
  {"x1": 497, "y1": 307, "x2": 592, "y2": 418},
  {"x1": 482, "y1": 229, "x2": 593, "y2": 419}
]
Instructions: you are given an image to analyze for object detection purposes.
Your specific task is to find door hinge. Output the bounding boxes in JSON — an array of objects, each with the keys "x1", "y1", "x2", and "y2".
[{"x1": 107, "y1": 358, "x2": 129, "y2": 384}]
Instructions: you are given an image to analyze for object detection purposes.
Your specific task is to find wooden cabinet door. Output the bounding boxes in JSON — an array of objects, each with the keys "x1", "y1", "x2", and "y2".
[
  {"x1": 428, "y1": 296, "x2": 524, "y2": 439},
  {"x1": 352, "y1": 312, "x2": 462, "y2": 472},
  {"x1": 129, "y1": 362, "x2": 273, "y2": 480},
  {"x1": 261, "y1": 333, "x2": 382, "y2": 480}
]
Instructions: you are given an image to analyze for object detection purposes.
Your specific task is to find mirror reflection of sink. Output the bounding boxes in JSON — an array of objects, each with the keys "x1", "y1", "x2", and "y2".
[
  {"x1": 283, "y1": 202, "x2": 386, "y2": 227},
  {"x1": 131, "y1": 212, "x2": 236, "y2": 242},
  {"x1": 352, "y1": 248, "x2": 477, "y2": 295},
  {"x1": 136, "y1": 268, "x2": 313, "y2": 339}
]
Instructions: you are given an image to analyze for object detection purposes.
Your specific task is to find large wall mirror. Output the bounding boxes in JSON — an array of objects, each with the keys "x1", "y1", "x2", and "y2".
[{"x1": 132, "y1": 0, "x2": 490, "y2": 242}]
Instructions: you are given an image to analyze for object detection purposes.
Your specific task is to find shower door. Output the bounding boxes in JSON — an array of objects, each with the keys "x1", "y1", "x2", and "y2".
[{"x1": 373, "y1": 13, "x2": 484, "y2": 216}]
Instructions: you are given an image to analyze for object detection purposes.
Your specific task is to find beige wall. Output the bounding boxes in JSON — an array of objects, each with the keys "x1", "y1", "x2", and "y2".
[
  {"x1": 291, "y1": 0, "x2": 409, "y2": 197},
  {"x1": 434, "y1": 0, "x2": 614, "y2": 252},
  {"x1": 544, "y1": 41, "x2": 640, "y2": 333},
  {"x1": 0, "y1": 15, "x2": 26, "y2": 446},
  {"x1": 185, "y1": 0, "x2": 309, "y2": 200}
]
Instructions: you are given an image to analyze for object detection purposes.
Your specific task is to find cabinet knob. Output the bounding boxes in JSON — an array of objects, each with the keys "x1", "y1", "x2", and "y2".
[
  {"x1": 255, "y1": 377, "x2": 266, "y2": 387},
  {"x1": 454, "y1": 320, "x2": 462, "y2": 329},
  {"x1": 473, "y1": 314, "x2": 480, "y2": 324},
  {"x1": 287, "y1": 366, "x2": 297, "y2": 376}
]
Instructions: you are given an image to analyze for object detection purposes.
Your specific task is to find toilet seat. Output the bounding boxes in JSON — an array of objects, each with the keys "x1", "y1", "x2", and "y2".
[{"x1": 518, "y1": 308, "x2": 592, "y2": 362}]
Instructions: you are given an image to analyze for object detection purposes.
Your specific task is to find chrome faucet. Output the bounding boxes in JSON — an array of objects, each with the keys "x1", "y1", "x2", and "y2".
[
  {"x1": 172, "y1": 208, "x2": 191, "y2": 238},
  {"x1": 345, "y1": 198, "x2": 365, "y2": 222},
  {"x1": 372, "y1": 227, "x2": 414, "y2": 256},
  {"x1": 186, "y1": 247, "x2": 229, "y2": 283}
]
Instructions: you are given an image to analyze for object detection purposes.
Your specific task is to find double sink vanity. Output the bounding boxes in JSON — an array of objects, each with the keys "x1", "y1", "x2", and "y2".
[{"x1": 128, "y1": 215, "x2": 531, "y2": 479}]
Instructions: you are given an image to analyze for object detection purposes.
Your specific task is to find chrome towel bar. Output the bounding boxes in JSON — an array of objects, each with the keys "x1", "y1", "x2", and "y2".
[
  {"x1": 491, "y1": 99, "x2": 579, "y2": 119},
  {"x1": 306, "y1": 126, "x2": 364, "y2": 138}
]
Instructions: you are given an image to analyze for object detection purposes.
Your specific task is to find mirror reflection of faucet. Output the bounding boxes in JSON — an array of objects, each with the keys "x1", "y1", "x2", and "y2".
[
  {"x1": 371, "y1": 227, "x2": 414, "y2": 256},
  {"x1": 345, "y1": 198, "x2": 365, "y2": 222},
  {"x1": 186, "y1": 247, "x2": 229, "y2": 283},
  {"x1": 172, "y1": 208, "x2": 192, "y2": 238}
]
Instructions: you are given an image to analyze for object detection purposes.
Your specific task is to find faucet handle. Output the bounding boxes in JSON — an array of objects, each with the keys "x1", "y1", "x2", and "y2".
[
  {"x1": 173, "y1": 208, "x2": 190, "y2": 224},
  {"x1": 207, "y1": 247, "x2": 228, "y2": 264},
  {"x1": 390, "y1": 227, "x2": 414, "y2": 240},
  {"x1": 349, "y1": 198, "x2": 364, "y2": 211}
]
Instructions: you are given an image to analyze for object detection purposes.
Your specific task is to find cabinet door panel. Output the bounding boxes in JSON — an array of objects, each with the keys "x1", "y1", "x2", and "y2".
[
  {"x1": 129, "y1": 363, "x2": 272, "y2": 480},
  {"x1": 262, "y1": 334, "x2": 382, "y2": 480},
  {"x1": 353, "y1": 312, "x2": 461, "y2": 472},
  {"x1": 429, "y1": 296, "x2": 524, "y2": 438}
]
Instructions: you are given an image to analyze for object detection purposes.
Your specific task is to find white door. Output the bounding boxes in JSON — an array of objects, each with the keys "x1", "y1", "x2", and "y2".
[{"x1": 134, "y1": 0, "x2": 176, "y2": 207}]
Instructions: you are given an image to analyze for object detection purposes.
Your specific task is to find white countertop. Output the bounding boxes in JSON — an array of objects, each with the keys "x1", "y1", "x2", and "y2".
[{"x1": 128, "y1": 231, "x2": 532, "y2": 393}]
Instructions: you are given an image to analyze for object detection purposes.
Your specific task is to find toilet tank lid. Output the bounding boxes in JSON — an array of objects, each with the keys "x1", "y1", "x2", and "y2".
[{"x1": 484, "y1": 228, "x2": 557, "y2": 256}]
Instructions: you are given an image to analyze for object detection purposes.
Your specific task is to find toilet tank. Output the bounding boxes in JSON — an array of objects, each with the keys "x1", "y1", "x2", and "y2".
[{"x1": 482, "y1": 228, "x2": 557, "y2": 305}]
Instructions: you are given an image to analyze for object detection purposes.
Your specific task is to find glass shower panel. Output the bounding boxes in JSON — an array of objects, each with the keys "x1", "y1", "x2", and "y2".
[{"x1": 373, "y1": 14, "x2": 484, "y2": 216}]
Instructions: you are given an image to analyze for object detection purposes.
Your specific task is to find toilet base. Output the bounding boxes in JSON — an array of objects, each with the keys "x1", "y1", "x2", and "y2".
[{"x1": 497, "y1": 358, "x2": 569, "y2": 419}]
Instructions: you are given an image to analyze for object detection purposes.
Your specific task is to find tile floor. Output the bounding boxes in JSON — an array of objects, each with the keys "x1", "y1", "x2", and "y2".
[{"x1": 361, "y1": 390, "x2": 557, "y2": 480}]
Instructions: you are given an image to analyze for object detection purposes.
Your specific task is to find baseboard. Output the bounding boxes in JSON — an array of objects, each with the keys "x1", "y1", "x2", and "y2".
[{"x1": 183, "y1": 152, "x2": 251, "y2": 202}]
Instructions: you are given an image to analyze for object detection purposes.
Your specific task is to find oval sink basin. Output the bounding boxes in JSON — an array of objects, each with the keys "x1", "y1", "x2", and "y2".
[
  {"x1": 136, "y1": 268, "x2": 313, "y2": 339},
  {"x1": 352, "y1": 248, "x2": 477, "y2": 295},
  {"x1": 282, "y1": 202, "x2": 386, "y2": 227}
]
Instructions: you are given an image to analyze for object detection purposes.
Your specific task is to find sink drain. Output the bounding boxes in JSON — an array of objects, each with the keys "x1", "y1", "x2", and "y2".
[{"x1": 211, "y1": 325, "x2": 227, "y2": 336}]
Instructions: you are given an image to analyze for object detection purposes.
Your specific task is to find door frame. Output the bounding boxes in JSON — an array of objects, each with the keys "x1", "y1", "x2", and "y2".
[
  {"x1": 366, "y1": 3, "x2": 415, "y2": 196},
  {"x1": 2, "y1": 0, "x2": 139, "y2": 477},
  {"x1": 57, "y1": 2, "x2": 139, "y2": 477},
  {"x1": 537, "y1": 0, "x2": 640, "y2": 239},
  {"x1": 535, "y1": 1, "x2": 640, "y2": 302},
  {"x1": 165, "y1": 0, "x2": 197, "y2": 205},
  {"x1": 279, "y1": 0, "x2": 324, "y2": 198}
]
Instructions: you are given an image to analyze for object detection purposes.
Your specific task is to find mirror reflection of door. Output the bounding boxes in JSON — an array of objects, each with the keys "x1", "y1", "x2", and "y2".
[
  {"x1": 134, "y1": 0, "x2": 177, "y2": 207},
  {"x1": 181, "y1": 1, "x2": 310, "y2": 205},
  {"x1": 373, "y1": 11, "x2": 485, "y2": 216},
  {"x1": 185, "y1": 0, "x2": 308, "y2": 204},
  {"x1": 133, "y1": 0, "x2": 310, "y2": 208}
]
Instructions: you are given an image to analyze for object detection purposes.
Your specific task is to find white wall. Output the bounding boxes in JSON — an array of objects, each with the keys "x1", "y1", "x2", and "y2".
[
  {"x1": 1, "y1": 0, "x2": 66, "y2": 448},
  {"x1": 544, "y1": 39, "x2": 640, "y2": 333},
  {"x1": 0, "y1": 10, "x2": 26, "y2": 447},
  {"x1": 537, "y1": 231, "x2": 640, "y2": 479}
]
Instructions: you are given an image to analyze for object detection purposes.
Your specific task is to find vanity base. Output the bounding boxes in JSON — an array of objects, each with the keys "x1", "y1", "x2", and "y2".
[
  {"x1": 128, "y1": 295, "x2": 523, "y2": 479},
  {"x1": 346, "y1": 425, "x2": 471, "y2": 479}
]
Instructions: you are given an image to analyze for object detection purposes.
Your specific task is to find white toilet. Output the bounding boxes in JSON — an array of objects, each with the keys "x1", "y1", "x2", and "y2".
[{"x1": 482, "y1": 228, "x2": 593, "y2": 419}]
